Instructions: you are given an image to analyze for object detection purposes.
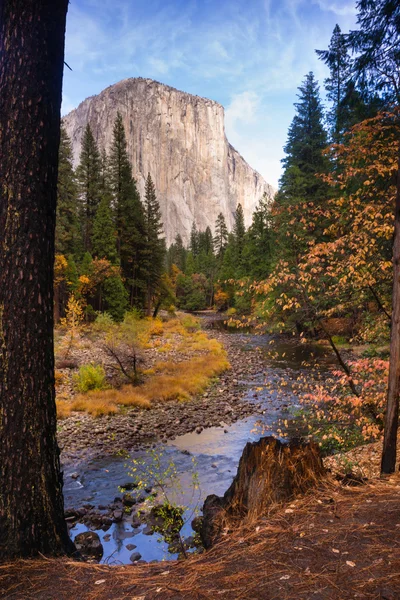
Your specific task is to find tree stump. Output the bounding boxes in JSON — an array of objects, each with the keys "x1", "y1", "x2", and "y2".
[{"x1": 202, "y1": 436, "x2": 325, "y2": 548}]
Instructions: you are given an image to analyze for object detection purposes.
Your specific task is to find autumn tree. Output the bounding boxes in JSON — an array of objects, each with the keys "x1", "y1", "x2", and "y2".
[
  {"x1": 345, "y1": 0, "x2": 400, "y2": 474},
  {"x1": 0, "y1": 0, "x2": 74, "y2": 557}
]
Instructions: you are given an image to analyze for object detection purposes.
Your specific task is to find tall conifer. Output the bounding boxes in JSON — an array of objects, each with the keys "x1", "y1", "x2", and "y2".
[
  {"x1": 56, "y1": 126, "x2": 80, "y2": 256},
  {"x1": 143, "y1": 172, "x2": 165, "y2": 315},
  {"x1": 76, "y1": 123, "x2": 101, "y2": 252},
  {"x1": 109, "y1": 113, "x2": 147, "y2": 306}
]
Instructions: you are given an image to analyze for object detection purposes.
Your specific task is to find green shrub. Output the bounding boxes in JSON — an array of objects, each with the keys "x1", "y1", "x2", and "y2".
[
  {"x1": 74, "y1": 363, "x2": 107, "y2": 393},
  {"x1": 93, "y1": 311, "x2": 114, "y2": 332},
  {"x1": 181, "y1": 315, "x2": 200, "y2": 332}
]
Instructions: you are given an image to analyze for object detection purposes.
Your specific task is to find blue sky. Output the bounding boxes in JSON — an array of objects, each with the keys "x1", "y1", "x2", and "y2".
[{"x1": 63, "y1": 0, "x2": 358, "y2": 188}]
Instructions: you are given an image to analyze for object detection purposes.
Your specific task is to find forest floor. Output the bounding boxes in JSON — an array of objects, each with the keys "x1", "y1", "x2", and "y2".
[{"x1": 2, "y1": 472, "x2": 400, "y2": 600}]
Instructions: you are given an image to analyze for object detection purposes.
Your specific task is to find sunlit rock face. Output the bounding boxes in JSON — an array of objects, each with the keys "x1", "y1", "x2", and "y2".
[{"x1": 63, "y1": 78, "x2": 275, "y2": 245}]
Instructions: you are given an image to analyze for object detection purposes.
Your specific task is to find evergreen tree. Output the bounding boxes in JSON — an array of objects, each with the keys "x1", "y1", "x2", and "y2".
[
  {"x1": 316, "y1": 25, "x2": 353, "y2": 143},
  {"x1": 190, "y1": 222, "x2": 199, "y2": 257},
  {"x1": 174, "y1": 234, "x2": 186, "y2": 272},
  {"x1": 143, "y1": 172, "x2": 166, "y2": 315},
  {"x1": 56, "y1": 126, "x2": 80, "y2": 256},
  {"x1": 244, "y1": 193, "x2": 273, "y2": 278},
  {"x1": 274, "y1": 73, "x2": 330, "y2": 261},
  {"x1": 213, "y1": 212, "x2": 229, "y2": 257},
  {"x1": 232, "y1": 203, "x2": 246, "y2": 273},
  {"x1": 109, "y1": 113, "x2": 147, "y2": 306},
  {"x1": 281, "y1": 73, "x2": 329, "y2": 204},
  {"x1": 92, "y1": 194, "x2": 118, "y2": 263},
  {"x1": 198, "y1": 227, "x2": 214, "y2": 255},
  {"x1": 348, "y1": 0, "x2": 400, "y2": 104},
  {"x1": 103, "y1": 275, "x2": 128, "y2": 322},
  {"x1": 166, "y1": 234, "x2": 186, "y2": 274},
  {"x1": 76, "y1": 123, "x2": 102, "y2": 252}
]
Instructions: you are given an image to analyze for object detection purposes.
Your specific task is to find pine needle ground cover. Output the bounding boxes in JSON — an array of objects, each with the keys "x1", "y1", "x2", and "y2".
[{"x1": 2, "y1": 474, "x2": 399, "y2": 599}]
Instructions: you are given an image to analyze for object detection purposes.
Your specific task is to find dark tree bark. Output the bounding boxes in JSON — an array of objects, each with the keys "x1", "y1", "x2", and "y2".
[
  {"x1": 0, "y1": 0, "x2": 74, "y2": 557},
  {"x1": 381, "y1": 150, "x2": 400, "y2": 474}
]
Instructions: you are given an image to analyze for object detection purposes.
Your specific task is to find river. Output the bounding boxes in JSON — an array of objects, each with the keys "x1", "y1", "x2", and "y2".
[{"x1": 63, "y1": 319, "x2": 335, "y2": 564}]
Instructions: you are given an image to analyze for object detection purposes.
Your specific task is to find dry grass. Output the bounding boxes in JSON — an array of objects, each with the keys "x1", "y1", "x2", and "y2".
[
  {"x1": 68, "y1": 352, "x2": 230, "y2": 416},
  {"x1": 71, "y1": 387, "x2": 150, "y2": 417},
  {"x1": 55, "y1": 400, "x2": 72, "y2": 419},
  {"x1": 55, "y1": 315, "x2": 230, "y2": 419}
]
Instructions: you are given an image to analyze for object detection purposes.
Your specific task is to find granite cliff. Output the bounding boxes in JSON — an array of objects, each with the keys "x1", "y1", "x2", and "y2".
[{"x1": 63, "y1": 78, "x2": 275, "y2": 245}]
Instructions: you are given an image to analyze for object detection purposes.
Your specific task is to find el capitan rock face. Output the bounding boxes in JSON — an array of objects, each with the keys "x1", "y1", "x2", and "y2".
[{"x1": 63, "y1": 78, "x2": 275, "y2": 245}]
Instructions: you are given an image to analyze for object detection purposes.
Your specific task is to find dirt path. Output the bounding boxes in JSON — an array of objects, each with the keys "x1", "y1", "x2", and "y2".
[{"x1": 2, "y1": 475, "x2": 399, "y2": 599}]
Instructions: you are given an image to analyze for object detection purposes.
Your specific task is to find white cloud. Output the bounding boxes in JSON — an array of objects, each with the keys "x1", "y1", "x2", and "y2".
[
  {"x1": 314, "y1": 0, "x2": 357, "y2": 17},
  {"x1": 225, "y1": 91, "x2": 260, "y2": 129}
]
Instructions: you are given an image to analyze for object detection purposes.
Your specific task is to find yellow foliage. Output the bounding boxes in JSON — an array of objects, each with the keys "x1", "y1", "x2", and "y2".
[
  {"x1": 54, "y1": 370, "x2": 64, "y2": 386},
  {"x1": 56, "y1": 400, "x2": 71, "y2": 419}
]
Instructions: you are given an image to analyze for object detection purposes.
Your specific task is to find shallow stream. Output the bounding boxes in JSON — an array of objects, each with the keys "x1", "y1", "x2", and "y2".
[{"x1": 63, "y1": 321, "x2": 335, "y2": 564}]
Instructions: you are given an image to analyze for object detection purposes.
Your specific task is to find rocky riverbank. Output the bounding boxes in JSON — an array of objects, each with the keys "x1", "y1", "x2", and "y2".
[{"x1": 59, "y1": 324, "x2": 266, "y2": 466}]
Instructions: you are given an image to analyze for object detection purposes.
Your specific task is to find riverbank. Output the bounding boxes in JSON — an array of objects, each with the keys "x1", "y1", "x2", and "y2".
[
  {"x1": 2, "y1": 473, "x2": 399, "y2": 600},
  {"x1": 58, "y1": 318, "x2": 267, "y2": 465}
]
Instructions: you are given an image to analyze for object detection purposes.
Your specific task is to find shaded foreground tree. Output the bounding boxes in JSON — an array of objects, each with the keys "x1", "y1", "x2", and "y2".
[{"x1": 0, "y1": 0, "x2": 75, "y2": 557}]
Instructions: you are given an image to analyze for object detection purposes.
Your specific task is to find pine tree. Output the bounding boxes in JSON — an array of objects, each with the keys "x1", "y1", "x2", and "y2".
[
  {"x1": 174, "y1": 234, "x2": 186, "y2": 272},
  {"x1": 103, "y1": 275, "x2": 128, "y2": 322},
  {"x1": 316, "y1": 25, "x2": 353, "y2": 143},
  {"x1": 213, "y1": 212, "x2": 229, "y2": 257},
  {"x1": 281, "y1": 73, "x2": 329, "y2": 204},
  {"x1": 233, "y1": 203, "x2": 246, "y2": 273},
  {"x1": 76, "y1": 123, "x2": 102, "y2": 252},
  {"x1": 92, "y1": 194, "x2": 118, "y2": 263},
  {"x1": 244, "y1": 193, "x2": 273, "y2": 278},
  {"x1": 190, "y1": 222, "x2": 199, "y2": 257},
  {"x1": 198, "y1": 227, "x2": 214, "y2": 255},
  {"x1": 109, "y1": 113, "x2": 147, "y2": 306},
  {"x1": 143, "y1": 172, "x2": 166, "y2": 315},
  {"x1": 56, "y1": 126, "x2": 80, "y2": 256},
  {"x1": 348, "y1": 0, "x2": 400, "y2": 104}
]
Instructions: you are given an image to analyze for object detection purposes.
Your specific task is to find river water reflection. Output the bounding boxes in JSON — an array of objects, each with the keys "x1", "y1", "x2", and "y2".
[{"x1": 64, "y1": 321, "x2": 335, "y2": 564}]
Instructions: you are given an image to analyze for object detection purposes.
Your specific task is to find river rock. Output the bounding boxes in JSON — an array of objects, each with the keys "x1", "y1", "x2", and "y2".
[
  {"x1": 129, "y1": 551, "x2": 142, "y2": 562},
  {"x1": 74, "y1": 531, "x2": 103, "y2": 559},
  {"x1": 201, "y1": 436, "x2": 326, "y2": 548}
]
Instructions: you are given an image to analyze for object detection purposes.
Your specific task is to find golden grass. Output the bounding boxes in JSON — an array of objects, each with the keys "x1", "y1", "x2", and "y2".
[
  {"x1": 71, "y1": 386, "x2": 150, "y2": 417},
  {"x1": 58, "y1": 351, "x2": 230, "y2": 418},
  {"x1": 56, "y1": 399, "x2": 72, "y2": 419},
  {"x1": 56, "y1": 315, "x2": 229, "y2": 419}
]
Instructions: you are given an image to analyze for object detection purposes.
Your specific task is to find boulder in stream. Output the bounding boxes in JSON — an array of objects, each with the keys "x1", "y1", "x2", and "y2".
[
  {"x1": 201, "y1": 436, "x2": 325, "y2": 548},
  {"x1": 74, "y1": 531, "x2": 104, "y2": 559}
]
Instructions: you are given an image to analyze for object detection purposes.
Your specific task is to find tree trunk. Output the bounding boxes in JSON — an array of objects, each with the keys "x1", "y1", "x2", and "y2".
[
  {"x1": 0, "y1": 0, "x2": 74, "y2": 557},
  {"x1": 381, "y1": 150, "x2": 400, "y2": 474}
]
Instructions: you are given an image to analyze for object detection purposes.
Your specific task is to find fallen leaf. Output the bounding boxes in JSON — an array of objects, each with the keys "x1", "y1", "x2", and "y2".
[{"x1": 285, "y1": 508, "x2": 294, "y2": 514}]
